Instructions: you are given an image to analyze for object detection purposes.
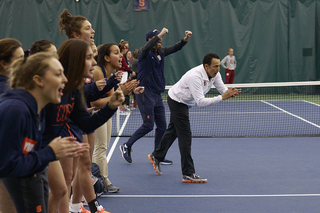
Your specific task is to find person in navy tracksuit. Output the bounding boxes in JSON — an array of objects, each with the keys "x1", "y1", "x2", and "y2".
[
  {"x1": 0, "y1": 52, "x2": 88, "y2": 213},
  {"x1": 0, "y1": 38, "x2": 27, "y2": 213},
  {"x1": 120, "y1": 28, "x2": 192, "y2": 164}
]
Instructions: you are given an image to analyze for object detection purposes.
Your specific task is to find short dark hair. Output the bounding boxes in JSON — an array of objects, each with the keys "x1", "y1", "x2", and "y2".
[
  {"x1": 97, "y1": 43, "x2": 117, "y2": 66},
  {"x1": 202, "y1": 53, "x2": 219, "y2": 66},
  {"x1": 30, "y1": 40, "x2": 54, "y2": 55}
]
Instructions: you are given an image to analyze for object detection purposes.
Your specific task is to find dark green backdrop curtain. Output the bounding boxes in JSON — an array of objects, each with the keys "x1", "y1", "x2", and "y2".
[{"x1": 0, "y1": 0, "x2": 318, "y2": 84}]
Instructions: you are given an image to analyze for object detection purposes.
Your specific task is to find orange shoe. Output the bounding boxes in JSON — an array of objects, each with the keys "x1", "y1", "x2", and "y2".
[
  {"x1": 80, "y1": 203, "x2": 91, "y2": 213},
  {"x1": 148, "y1": 154, "x2": 161, "y2": 175}
]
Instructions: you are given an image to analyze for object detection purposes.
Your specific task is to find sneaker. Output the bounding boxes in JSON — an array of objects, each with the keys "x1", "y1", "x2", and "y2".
[
  {"x1": 81, "y1": 195, "x2": 88, "y2": 206},
  {"x1": 107, "y1": 184, "x2": 119, "y2": 193},
  {"x1": 182, "y1": 173, "x2": 207, "y2": 183},
  {"x1": 148, "y1": 154, "x2": 161, "y2": 175},
  {"x1": 96, "y1": 205, "x2": 110, "y2": 213},
  {"x1": 160, "y1": 158, "x2": 173, "y2": 165},
  {"x1": 149, "y1": 154, "x2": 173, "y2": 165},
  {"x1": 119, "y1": 109, "x2": 130, "y2": 115},
  {"x1": 119, "y1": 144, "x2": 132, "y2": 163},
  {"x1": 69, "y1": 203, "x2": 90, "y2": 213},
  {"x1": 80, "y1": 203, "x2": 90, "y2": 213}
]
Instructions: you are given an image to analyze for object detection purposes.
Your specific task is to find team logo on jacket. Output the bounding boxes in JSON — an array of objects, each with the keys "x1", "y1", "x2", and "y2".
[
  {"x1": 56, "y1": 102, "x2": 75, "y2": 123},
  {"x1": 204, "y1": 81, "x2": 206, "y2": 86},
  {"x1": 22, "y1": 137, "x2": 37, "y2": 154}
]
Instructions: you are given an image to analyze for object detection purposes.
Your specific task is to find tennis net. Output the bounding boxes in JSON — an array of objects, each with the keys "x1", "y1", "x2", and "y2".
[{"x1": 112, "y1": 81, "x2": 320, "y2": 137}]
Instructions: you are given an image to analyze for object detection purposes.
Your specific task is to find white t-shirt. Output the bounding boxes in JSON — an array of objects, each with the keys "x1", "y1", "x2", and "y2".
[{"x1": 168, "y1": 64, "x2": 228, "y2": 107}]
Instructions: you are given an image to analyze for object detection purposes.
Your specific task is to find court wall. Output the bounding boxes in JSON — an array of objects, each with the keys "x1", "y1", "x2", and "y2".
[{"x1": 0, "y1": 0, "x2": 319, "y2": 83}]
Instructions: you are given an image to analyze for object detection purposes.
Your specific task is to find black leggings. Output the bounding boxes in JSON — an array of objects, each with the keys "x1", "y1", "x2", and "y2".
[{"x1": 2, "y1": 169, "x2": 49, "y2": 213}]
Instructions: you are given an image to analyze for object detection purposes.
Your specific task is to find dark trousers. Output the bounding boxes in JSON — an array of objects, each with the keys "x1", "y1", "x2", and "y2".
[
  {"x1": 126, "y1": 90, "x2": 166, "y2": 151},
  {"x1": 225, "y1": 69, "x2": 235, "y2": 84},
  {"x1": 153, "y1": 96, "x2": 195, "y2": 176},
  {"x1": 2, "y1": 169, "x2": 49, "y2": 213}
]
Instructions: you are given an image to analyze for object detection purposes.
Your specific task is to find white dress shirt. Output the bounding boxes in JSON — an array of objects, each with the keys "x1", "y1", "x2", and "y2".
[{"x1": 168, "y1": 64, "x2": 228, "y2": 107}]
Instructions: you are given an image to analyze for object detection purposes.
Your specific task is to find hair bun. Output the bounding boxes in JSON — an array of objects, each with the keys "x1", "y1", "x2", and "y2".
[{"x1": 60, "y1": 9, "x2": 72, "y2": 26}]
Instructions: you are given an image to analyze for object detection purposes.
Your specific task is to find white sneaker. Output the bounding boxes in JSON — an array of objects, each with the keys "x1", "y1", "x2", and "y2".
[{"x1": 96, "y1": 205, "x2": 110, "y2": 213}]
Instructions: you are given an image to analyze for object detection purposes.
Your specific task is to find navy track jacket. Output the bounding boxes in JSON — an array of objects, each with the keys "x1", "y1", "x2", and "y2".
[
  {"x1": 0, "y1": 74, "x2": 9, "y2": 94},
  {"x1": 137, "y1": 36, "x2": 187, "y2": 93},
  {"x1": 0, "y1": 89, "x2": 56, "y2": 178},
  {"x1": 42, "y1": 76, "x2": 118, "y2": 146}
]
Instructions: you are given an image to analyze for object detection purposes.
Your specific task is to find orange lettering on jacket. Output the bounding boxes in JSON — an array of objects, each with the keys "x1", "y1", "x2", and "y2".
[{"x1": 56, "y1": 102, "x2": 74, "y2": 123}]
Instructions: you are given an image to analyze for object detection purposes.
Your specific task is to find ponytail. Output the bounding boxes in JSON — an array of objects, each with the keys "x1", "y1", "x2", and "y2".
[
  {"x1": 10, "y1": 57, "x2": 26, "y2": 89},
  {"x1": 10, "y1": 52, "x2": 59, "y2": 90},
  {"x1": 59, "y1": 9, "x2": 87, "y2": 38}
]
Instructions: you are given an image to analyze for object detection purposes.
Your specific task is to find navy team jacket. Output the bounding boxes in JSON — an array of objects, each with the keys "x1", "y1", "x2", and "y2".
[
  {"x1": 42, "y1": 76, "x2": 118, "y2": 146},
  {"x1": 0, "y1": 74, "x2": 9, "y2": 94},
  {"x1": 0, "y1": 89, "x2": 55, "y2": 178},
  {"x1": 137, "y1": 36, "x2": 187, "y2": 93}
]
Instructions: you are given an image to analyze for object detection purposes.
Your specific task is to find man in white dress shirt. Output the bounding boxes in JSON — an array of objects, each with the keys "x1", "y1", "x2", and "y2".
[{"x1": 148, "y1": 53, "x2": 241, "y2": 183}]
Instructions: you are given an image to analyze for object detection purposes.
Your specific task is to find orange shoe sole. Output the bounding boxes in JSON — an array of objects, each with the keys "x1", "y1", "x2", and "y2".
[
  {"x1": 182, "y1": 179, "x2": 207, "y2": 183},
  {"x1": 148, "y1": 154, "x2": 161, "y2": 175},
  {"x1": 148, "y1": 154, "x2": 154, "y2": 164}
]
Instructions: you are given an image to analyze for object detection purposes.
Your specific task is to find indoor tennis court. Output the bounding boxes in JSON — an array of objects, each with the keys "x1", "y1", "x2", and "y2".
[{"x1": 1, "y1": 0, "x2": 320, "y2": 213}]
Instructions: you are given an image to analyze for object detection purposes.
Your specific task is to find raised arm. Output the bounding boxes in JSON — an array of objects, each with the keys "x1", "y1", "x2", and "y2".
[{"x1": 162, "y1": 30, "x2": 191, "y2": 56}]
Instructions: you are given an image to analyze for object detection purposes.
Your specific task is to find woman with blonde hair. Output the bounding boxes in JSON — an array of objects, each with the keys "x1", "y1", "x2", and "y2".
[{"x1": 0, "y1": 52, "x2": 89, "y2": 213}]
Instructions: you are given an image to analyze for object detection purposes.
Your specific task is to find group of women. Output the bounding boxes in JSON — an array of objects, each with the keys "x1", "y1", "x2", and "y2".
[{"x1": 0, "y1": 9, "x2": 143, "y2": 213}]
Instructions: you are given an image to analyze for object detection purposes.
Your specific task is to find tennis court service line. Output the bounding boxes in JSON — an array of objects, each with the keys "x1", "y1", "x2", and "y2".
[
  {"x1": 303, "y1": 100, "x2": 320, "y2": 107},
  {"x1": 189, "y1": 111, "x2": 282, "y2": 114},
  {"x1": 101, "y1": 194, "x2": 320, "y2": 198},
  {"x1": 261, "y1": 100, "x2": 320, "y2": 129},
  {"x1": 107, "y1": 112, "x2": 131, "y2": 163}
]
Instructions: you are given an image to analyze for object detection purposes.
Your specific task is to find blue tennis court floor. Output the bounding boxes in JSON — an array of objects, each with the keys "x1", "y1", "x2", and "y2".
[{"x1": 95, "y1": 136, "x2": 320, "y2": 213}]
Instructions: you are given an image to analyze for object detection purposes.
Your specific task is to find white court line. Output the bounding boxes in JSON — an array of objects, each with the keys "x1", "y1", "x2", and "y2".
[
  {"x1": 303, "y1": 100, "x2": 320, "y2": 107},
  {"x1": 101, "y1": 193, "x2": 320, "y2": 198},
  {"x1": 107, "y1": 112, "x2": 131, "y2": 163},
  {"x1": 189, "y1": 111, "x2": 282, "y2": 114},
  {"x1": 261, "y1": 100, "x2": 320, "y2": 129}
]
